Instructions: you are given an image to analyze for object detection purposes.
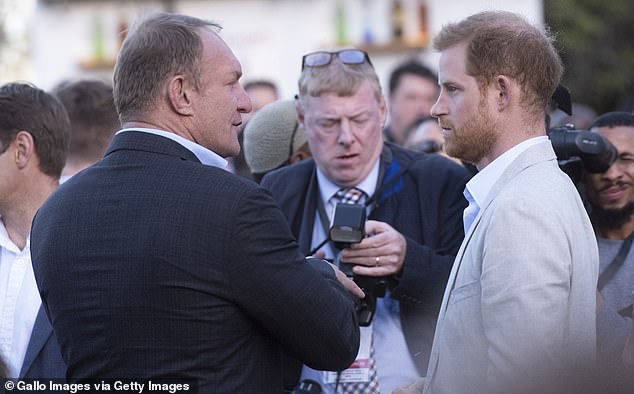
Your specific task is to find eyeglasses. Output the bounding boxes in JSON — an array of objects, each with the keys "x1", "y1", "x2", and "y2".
[{"x1": 301, "y1": 49, "x2": 373, "y2": 70}]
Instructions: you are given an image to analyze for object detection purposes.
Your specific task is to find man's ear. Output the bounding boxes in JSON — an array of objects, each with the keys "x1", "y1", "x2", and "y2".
[
  {"x1": 378, "y1": 95, "x2": 388, "y2": 128},
  {"x1": 14, "y1": 131, "x2": 35, "y2": 170},
  {"x1": 290, "y1": 146, "x2": 311, "y2": 164},
  {"x1": 494, "y1": 75, "x2": 513, "y2": 112},
  {"x1": 167, "y1": 75, "x2": 195, "y2": 116}
]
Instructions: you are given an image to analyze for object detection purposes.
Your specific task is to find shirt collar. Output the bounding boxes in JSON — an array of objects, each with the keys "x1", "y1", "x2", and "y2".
[
  {"x1": 465, "y1": 136, "x2": 548, "y2": 208},
  {"x1": 0, "y1": 217, "x2": 26, "y2": 254},
  {"x1": 316, "y1": 158, "x2": 380, "y2": 204},
  {"x1": 116, "y1": 128, "x2": 228, "y2": 169}
]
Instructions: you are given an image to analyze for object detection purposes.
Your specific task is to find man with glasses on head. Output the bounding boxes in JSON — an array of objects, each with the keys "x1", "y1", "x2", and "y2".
[{"x1": 261, "y1": 49, "x2": 471, "y2": 393}]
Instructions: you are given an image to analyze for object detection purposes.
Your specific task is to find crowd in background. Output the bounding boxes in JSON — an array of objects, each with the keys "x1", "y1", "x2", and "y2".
[{"x1": 0, "y1": 8, "x2": 633, "y2": 394}]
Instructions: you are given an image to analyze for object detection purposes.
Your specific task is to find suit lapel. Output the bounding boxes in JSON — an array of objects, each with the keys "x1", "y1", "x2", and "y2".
[
  {"x1": 19, "y1": 306, "x2": 52, "y2": 378},
  {"x1": 296, "y1": 165, "x2": 319, "y2": 254}
]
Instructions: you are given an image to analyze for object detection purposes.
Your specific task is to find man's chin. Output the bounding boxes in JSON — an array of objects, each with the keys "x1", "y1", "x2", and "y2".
[{"x1": 590, "y1": 201, "x2": 634, "y2": 230}]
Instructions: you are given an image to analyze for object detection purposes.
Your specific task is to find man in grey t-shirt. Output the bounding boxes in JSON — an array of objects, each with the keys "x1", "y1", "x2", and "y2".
[{"x1": 583, "y1": 111, "x2": 634, "y2": 387}]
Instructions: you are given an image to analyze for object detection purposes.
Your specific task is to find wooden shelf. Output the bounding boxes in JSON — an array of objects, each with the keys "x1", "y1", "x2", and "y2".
[
  {"x1": 78, "y1": 58, "x2": 116, "y2": 70},
  {"x1": 357, "y1": 40, "x2": 427, "y2": 54}
]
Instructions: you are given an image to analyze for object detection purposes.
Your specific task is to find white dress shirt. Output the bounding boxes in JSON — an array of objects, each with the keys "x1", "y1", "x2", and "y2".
[
  {"x1": 463, "y1": 136, "x2": 549, "y2": 231},
  {"x1": 116, "y1": 128, "x2": 229, "y2": 169},
  {"x1": 0, "y1": 219, "x2": 41, "y2": 378}
]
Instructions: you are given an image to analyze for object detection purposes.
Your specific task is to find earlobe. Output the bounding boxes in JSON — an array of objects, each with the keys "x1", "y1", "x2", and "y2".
[{"x1": 168, "y1": 76, "x2": 194, "y2": 116}]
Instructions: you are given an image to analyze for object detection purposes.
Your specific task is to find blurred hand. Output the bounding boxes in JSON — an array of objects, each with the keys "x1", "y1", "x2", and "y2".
[
  {"x1": 311, "y1": 250, "x2": 326, "y2": 259},
  {"x1": 340, "y1": 220, "x2": 406, "y2": 277},
  {"x1": 392, "y1": 378, "x2": 425, "y2": 394},
  {"x1": 326, "y1": 262, "x2": 365, "y2": 299}
]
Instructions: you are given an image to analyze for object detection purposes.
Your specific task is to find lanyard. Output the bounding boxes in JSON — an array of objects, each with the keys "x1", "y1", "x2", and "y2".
[
  {"x1": 597, "y1": 231, "x2": 634, "y2": 317},
  {"x1": 598, "y1": 231, "x2": 634, "y2": 291}
]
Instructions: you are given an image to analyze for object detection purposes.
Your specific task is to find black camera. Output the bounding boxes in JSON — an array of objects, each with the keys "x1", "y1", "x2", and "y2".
[
  {"x1": 548, "y1": 85, "x2": 617, "y2": 182},
  {"x1": 548, "y1": 124, "x2": 617, "y2": 181},
  {"x1": 329, "y1": 203, "x2": 393, "y2": 327}
]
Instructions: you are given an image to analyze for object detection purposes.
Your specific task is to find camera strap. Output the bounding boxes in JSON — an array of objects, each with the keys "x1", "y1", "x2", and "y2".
[{"x1": 598, "y1": 230, "x2": 634, "y2": 292}]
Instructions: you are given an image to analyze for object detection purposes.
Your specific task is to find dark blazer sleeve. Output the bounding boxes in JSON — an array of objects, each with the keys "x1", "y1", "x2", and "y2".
[{"x1": 225, "y1": 186, "x2": 360, "y2": 371}]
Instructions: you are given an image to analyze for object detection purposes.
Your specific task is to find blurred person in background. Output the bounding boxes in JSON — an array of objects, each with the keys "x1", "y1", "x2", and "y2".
[
  {"x1": 243, "y1": 99, "x2": 311, "y2": 183},
  {"x1": 230, "y1": 79, "x2": 280, "y2": 180},
  {"x1": 243, "y1": 79, "x2": 279, "y2": 123},
  {"x1": 51, "y1": 78, "x2": 119, "y2": 182},
  {"x1": 0, "y1": 82, "x2": 69, "y2": 381},
  {"x1": 384, "y1": 61, "x2": 439, "y2": 146},
  {"x1": 404, "y1": 116, "x2": 477, "y2": 173},
  {"x1": 585, "y1": 111, "x2": 634, "y2": 391},
  {"x1": 549, "y1": 102, "x2": 598, "y2": 131}
]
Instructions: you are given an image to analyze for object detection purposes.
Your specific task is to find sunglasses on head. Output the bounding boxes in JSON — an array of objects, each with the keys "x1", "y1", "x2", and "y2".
[{"x1": 301, "y1": 49, "x2": 373, "y2": 70}]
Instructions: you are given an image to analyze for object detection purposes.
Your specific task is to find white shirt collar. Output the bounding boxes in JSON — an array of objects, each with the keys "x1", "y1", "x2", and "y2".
[
  {"x1": 316, "y1": 158, "x2": 380, "y2": 205},
  {"x1": 0, "y1": 218, "x2": 26, "y2": 254},
  {"x1": 116, "y1": 128, "x2": 228, "y2": 169},
  {"x1": 465, "y1": 136, "x2": 548, "y2": 208}
]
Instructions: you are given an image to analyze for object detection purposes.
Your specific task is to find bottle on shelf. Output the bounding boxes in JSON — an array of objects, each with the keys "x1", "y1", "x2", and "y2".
[
  {"x1": 391, "y1": 0, "x2": 404, "y2": 42},
  {"x1": 92, "y1": 14, "x2": 105, "y2": 61},
  {"x1": 417, "y1": 0, "x2": 429, "y2": 46},
  {"x1": 334, "y1": 0, "x2": 347, "y2": 46},
  {"x1": 361, "y1": 0, "x2": 374, "y2": 45}
]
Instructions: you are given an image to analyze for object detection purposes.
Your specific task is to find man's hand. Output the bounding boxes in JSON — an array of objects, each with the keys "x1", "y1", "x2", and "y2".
[
  {"x1": 392, "y1": 378, "x2": 425, "y2": 394},
  {"x1": 326, "y1": 262, "x2": 365, "y2": 299},
  {"x1": 340, "y1": 220, "x2": 406, "y2": 277}
]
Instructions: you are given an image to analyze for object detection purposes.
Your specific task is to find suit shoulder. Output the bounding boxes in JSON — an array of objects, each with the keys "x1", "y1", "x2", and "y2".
[
  {"x1": 261, "y1": 160, "x2": 314, "y2": 190},
  {"x1": 183, "y1": 162, "x2": 261, "y2": 193},
  {"x1": 389, "y1": 143, "x2": 468, "y2": 174},
  {"x1": 401, "y1": 151, "x2": 472, "y2": 185}
]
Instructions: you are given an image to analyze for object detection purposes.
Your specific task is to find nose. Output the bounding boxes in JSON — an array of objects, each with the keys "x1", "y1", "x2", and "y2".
[
  {"x1": 430, "y1": 92, "x2": 446, "y2": 118},
  {"x1": 238, "y1": 85, "x2": 253, "y2": 114},
  {"x1": 602, "y1": 159, "x2": 624, "y2": 182},
  {"x1": 337, "y1": 119, "x2": 354, "y2": 146}
]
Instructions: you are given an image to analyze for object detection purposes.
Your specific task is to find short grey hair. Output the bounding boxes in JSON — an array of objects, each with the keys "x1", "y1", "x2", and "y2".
[{"x1": 297, "y1": 53, "x2": 382, "y2": 104}]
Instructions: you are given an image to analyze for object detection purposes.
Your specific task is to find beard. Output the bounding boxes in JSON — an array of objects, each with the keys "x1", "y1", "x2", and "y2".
[
  {"x1": 442, "y1": 98, "x2": 498, "y2": 166},
  {"x1": 589, "y1": 200, "x2": 634, "y2": 231}
]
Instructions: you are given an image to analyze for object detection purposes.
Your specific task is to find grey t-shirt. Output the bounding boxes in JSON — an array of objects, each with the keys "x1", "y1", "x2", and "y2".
[
  {"x1": 597, "y1": 237, "x2": 634, "y2": 362},
  {"x1": 599, "y1": 237, "x2": 634, "y2": 312}
]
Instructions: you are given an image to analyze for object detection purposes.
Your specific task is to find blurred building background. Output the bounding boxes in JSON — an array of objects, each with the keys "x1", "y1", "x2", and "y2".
[{"x1": 0, "y1": 0, "x2": 632, "y2": 115}]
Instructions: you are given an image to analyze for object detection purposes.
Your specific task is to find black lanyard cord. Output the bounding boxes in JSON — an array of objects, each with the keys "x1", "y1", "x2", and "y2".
[{"x1": 598, "y1": 230, "x2": 634, "y2": 291}]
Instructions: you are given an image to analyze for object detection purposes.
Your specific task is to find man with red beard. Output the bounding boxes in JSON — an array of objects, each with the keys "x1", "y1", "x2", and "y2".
[
  {"x1": 586, "y1": 111, "x2": 634, "y2": 389},
  {"x1": 397, "y1": 11, "x2": 599, "y2": 394}
]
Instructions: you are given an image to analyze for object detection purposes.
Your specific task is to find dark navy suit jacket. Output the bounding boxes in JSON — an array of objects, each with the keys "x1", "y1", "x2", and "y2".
[
  {"x1": 262, "y1": 142, "x2": 471, "y2": 379},
  {"x1": 30, "y1": 132, "x2": 359, "y2": 392},
  {"x1": 19, "y1": 306, "x2": 66, "y2": 379}
]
